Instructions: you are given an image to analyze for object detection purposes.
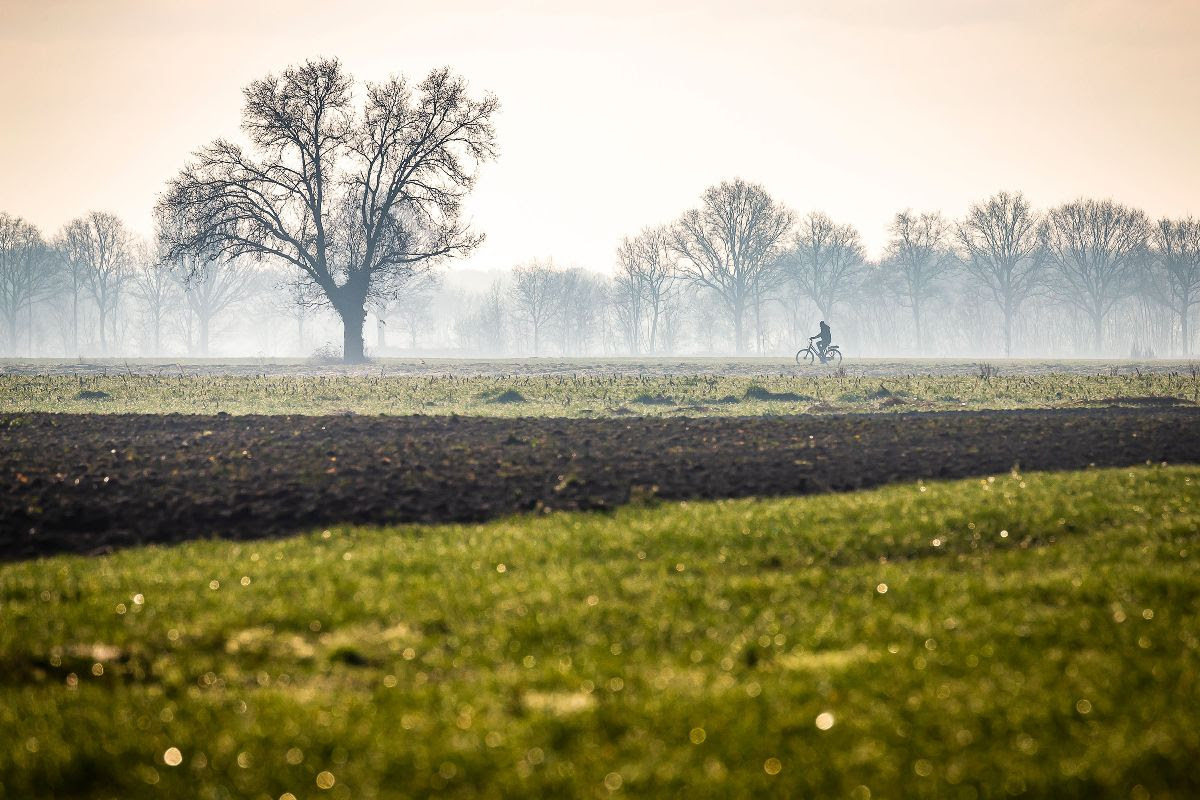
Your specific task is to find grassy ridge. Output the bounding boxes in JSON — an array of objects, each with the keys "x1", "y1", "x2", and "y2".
[
  {"x1": 1, "y1": 466, "x2": 1198, "y2": 798},
  {"x1": 2, "y1": 369, "x2": 1198, "y2": 416}
]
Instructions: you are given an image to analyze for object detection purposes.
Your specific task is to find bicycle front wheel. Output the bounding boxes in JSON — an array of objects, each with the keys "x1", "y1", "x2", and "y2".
[{"x1": 796, "y1": 348, "x2": 815, "y2": 365}]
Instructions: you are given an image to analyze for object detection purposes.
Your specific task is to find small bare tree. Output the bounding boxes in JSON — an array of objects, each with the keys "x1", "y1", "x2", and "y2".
[
  {"x1": 615, "y1": 226, "x2": 676, "y2": 353},
  {"x1": 955, "y1": 191, "x2": 1048, "y2": 356},
  {"x1": 1043, "y1": 199, "x2": 1150, "y2": 354},
  {"x1": 781, "y1": 211, "x2": 865, "y2": 325},
  {"x1": 454, "y1": 280, "x2": 507, "y2": 354},
  {"x1": 0, "y1": 214, "x2": 54, "y2": 355},
  {"x1": 610, "y1": 267, "x2": 643, "y2": 354},
  {"x1": 883, "y1": 210, "x2": 954, "y2": 351},
  {"x1": 129, "y1": 238, "x2": 181, "y2": 355},
  {"x1": 159, "y1": 58, "x2": 498, "y2": 363},
  {"x1": 550, "y1": 268, "x2": 606, "y2": 354},
  {"x1": 59, "y1": 212, "x2": 132, "y2": 355},
  {"x1": 1147, "y1": 217, "x2": 1200, "y2": 355},
  {"x1": 509, "y1": 260, "x2": 560, "y2": 355},
  {"x1": 374, "y1": 271, "x2": 442, "y2": 350},
  {"x1": 170, "y1": 257, "x2": 258, "y2": 356},
  {"x1": 670, "y1": 179, "x2": 793, "y2": 353}
]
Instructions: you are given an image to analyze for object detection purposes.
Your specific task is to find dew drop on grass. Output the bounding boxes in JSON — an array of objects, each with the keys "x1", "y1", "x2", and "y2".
[
  {"x1": 163, "y1": 747, "x2": 182, "y2": 766},
  {"x1": 690, "y1": 727, "x2": 706, "y2": 744},
  {"x1": 764, "y1": 757, "x2": 782, "y2": 775},
  {"x1": 876, "y1": 583, "x2": 888, "y2": 594},
  {"x1": 815, "y1": 712, "x2": 835, "y2": 730},
  {"x1": 316, "y1": 771, "x2": 335, "y2": 789}
]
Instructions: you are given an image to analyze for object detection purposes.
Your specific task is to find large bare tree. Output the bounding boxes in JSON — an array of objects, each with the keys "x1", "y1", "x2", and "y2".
[
  {"x1": 1043, "y1": 198, "x2": 1149, "y2": 354},
  {"x1": 781, "y1": 211, "x2": 865, "y2": 325},
  {"x1": 1148, "y1": 217, "x2": 1200, "y2": 355},
  {"x1": 883, "y1": 210, "x2": 954, "y2": 350},
  {"x1": 615, "y1": 226, "x2": 677, "y2": 354},
  {"x1": 955, "y1": 191, "x2": 1048, "y2": 356},
  {"x1": 158, "y1": 58, "x2": 498, "y2": 363},
  {"x1": 0, "y1": 213, "x2": 53, "y2": 355},
  {"x1": 669, "y1": 179, "x2": 793, "y2": 353},
  {"x1": 58, "y1": 212, "x2": 132, "y2": 355}
]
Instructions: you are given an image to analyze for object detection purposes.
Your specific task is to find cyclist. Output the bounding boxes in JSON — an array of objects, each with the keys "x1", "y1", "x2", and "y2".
[{"x1": 809, "y1": 320, "x2": 832, "y2": 361}]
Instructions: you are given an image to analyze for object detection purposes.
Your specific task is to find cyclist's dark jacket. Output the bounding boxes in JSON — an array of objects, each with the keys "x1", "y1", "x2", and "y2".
[{"x1": 817, "y1": 322, "x2": 831, "y2": 345}]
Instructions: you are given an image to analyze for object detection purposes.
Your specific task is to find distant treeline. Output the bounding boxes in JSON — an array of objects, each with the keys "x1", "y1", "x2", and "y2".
[{"x1": 1, "y1": 182, "x2": 1197, "y2": 359}]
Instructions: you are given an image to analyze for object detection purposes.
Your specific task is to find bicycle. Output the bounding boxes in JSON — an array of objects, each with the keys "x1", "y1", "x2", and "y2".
[{"x1": 795, "y1": 342, "x2": 843, "y2": 366}]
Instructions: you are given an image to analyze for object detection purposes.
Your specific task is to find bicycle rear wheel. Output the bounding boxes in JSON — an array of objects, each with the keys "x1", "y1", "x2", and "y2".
[{"x1": 824, "y1": 348, "x2": 843, "y2": 365}]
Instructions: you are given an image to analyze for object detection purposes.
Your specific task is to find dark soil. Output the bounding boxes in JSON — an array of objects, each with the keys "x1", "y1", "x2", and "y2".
[{"x1": 3, "y1": 408, "x2": 1199, "y2": 560}]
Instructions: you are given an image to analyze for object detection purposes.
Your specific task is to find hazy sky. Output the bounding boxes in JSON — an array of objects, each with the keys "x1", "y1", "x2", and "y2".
[{"x1": 1, "y1": 0, "x2": 1197, "y2": 271}]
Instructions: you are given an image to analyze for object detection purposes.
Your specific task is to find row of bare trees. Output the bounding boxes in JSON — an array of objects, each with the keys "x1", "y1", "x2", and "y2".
[
  {"x1": 0, "y1": 211, "x2": 264, "y2": 357},
  {"x1": 605, "y1": 180, "x2": 1199, "y2": 357}
]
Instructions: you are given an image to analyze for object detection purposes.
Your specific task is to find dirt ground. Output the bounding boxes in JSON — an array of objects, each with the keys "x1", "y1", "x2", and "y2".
[{"x1": 3, "y1": 407, "x2": 1198, "y2": 560}]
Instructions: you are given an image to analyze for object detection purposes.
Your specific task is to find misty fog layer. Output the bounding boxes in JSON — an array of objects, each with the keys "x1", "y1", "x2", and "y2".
[{"x1": 2, "y1": 187, "x2": 1196, "y2": 360}]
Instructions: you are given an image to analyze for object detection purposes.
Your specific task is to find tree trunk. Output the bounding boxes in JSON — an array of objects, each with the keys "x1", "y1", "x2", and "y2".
[
  {"x1": 71, "y1": 288, "x2": 78, "y2": 355},
  {"x1": 297, "y1": 315, "x2": 305, "y2": 355},
  {"x1": 97, "y1": 301, "x2": 108, "y2": 355},
  {"x1": 732, "y1": 305, "x2": 745, "y2": 354},
  {"x1": 7, "y1": 314, "x2": 16, "y2": 357},
  {"x1": 912, "y1": 301, "x2": 922, "y2": 355},
  {"x1": 341, "y1": 307, "x2": 366, "y2": 363},
  {"x1": 199, "y1": 315, "x2": 210, "y2": 356},
  {"x1": 1181, "y1": 308, "x2": 1190, "y2": 357},
  {"x1": 1003, "y1": 304, "x2": 1013, "y2": 358},
  {"x1": 753, "y1": 297, "x2": 763, "y2": 355},
  {"x1": 1092, "y1": 311, "x2": 1104, "y2": 356}
]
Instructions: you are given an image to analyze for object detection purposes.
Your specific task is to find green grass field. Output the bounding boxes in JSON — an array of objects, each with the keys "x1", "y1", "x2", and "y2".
[
  {"x1": 2, "y1": 368, "x2": 1198, "y2": 416},
  {"x1": 3, "y1": 465, "x2": 1198, "y2": 799}
]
